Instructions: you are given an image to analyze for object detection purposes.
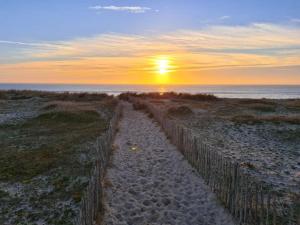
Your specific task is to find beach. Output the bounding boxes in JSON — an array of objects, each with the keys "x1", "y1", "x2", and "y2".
[{"x1": 0, "y1": 90, "x2": 299, "y2": 225}]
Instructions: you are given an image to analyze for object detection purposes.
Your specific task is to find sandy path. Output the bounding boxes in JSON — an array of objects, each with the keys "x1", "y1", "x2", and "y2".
[{"x1": 102, "y1": 103, "x2": 235, "y2": 225}]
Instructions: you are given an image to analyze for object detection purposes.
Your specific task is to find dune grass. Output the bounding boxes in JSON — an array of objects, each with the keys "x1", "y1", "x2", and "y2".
[
  {"x1": 247, "y1": 103, "x2": 277, "y2": 112},
  {"x1": 0, "y1": 109, "x2": 106, "y2": 182},
  {"x1": 0, "y1": 90, "x2": 111, "y2": 101},
  {"x1": 0, "y1": 91, "x2": 117, "y2": 224},
  {"x1": 285, "y1": 99, "x2": 300, "y2": 111},
  {"x1": 231, "y1": 114, "x2": 300, "y2": 125},
  {"x1": 119, "y1": 92, "x2": 218, "y2": 101},
  {"x1": 167, "y1": 106, "x2": 193, "y2": 117}
]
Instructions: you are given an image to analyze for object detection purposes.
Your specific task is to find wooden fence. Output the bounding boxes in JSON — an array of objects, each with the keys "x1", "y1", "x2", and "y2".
[
  {"x1": 74, "y1": 103, "x2": 122, "y2": 225},
  {"x1": 130, "y1": 97, "x2": 298, "y2": 225}
]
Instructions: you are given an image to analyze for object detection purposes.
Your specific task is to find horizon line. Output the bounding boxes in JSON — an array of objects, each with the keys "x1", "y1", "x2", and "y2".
[{"x1": 1, "y1": 82, "x2": 300, "y2": 86}]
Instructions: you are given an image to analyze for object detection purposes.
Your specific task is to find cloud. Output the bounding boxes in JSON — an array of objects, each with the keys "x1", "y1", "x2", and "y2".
[
  {"x1": 219, "y1": 16, "x2": 230, "y2": 20},
  {"x1": 89, "y1": 5, "x2": 151, "y2": 13},
  {"x1": 1, "y1": 23, "x2": 300, "y2": 82},
  {"x1": 290, "y1": 18, "x2": 300, "y2": 23},
  {"x1": 0, "y1": 40, "x2": 65, "y2": 49}
]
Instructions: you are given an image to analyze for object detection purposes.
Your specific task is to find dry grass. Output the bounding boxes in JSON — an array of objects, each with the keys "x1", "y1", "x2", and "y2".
[
  {"x1": 103, "y1": 178, "x2": 113, "y2": 188},
  {"x1": 237, "y1": 99, "x2": 276, "y2": 105},
  {"x1": 0, "y1": 90, "x2": 112, "y2": 101},
  {"x1": 133, "y1": 102, "x2": 147, "y2": 111},
  {"x1": 167, "y1": 106, "x2": 193, "y2": 117},
  {"x1": 119, "y1": 92, "x2": 218, "y2": 101},
  {"x1": 232, "y1": 114, "x2": 300, "y2": 125},
  {"x1": 247, "y1": 103, "x2": 277, "y2": 112},
  {"x1": 42, "y1": 101, "x2": 99, "y2": 112},
  {"x1": 0, "y1": 108, "x2": 106, "y2": 182},
  {"x1": 150, "y1": 99, "x2": 165, "y2": 104},
  {"x1": 0, "y1": 91, "x2": 8, "y2": 100},
  {"x1": 176, "y1": 93, "x2": 218, "y2": 101},
  {"x1": 240, "y1": 162, "x2": 256, "y2": 170},
  {"x1": 285, "y1": 99, "x2": 300, "y2": 111},
  {"x1": 0, "y1": 90, "x2": 119, "y2": 224},
  {"x1": 0, "y1": 91, "x2": 116, "y2": 182}
]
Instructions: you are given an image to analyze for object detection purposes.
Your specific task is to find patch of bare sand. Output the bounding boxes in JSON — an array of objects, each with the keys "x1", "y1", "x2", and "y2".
[{"x1": 102, "y1": 103, "x2": 235, "y2": 225}]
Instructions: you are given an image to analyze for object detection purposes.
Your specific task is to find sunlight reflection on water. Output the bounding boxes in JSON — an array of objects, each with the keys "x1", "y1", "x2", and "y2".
[{"x1": 1, "y1": 84, "x2": 300, "y2": 99}]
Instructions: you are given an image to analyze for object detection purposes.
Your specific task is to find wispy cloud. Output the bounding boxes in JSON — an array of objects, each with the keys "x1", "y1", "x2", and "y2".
[
  {"x1": 1, "y1": 23, "x2": 300, "y2": 84},
  {"x1": 0, "y1": 40, "x2": 64, "y2": 49},
  {"x1": 219, "y1": 16, "x2": 230, "y2": 20},
  {"x1": 21, "y1": 23, "x2": 300, "y2": 68},
  {"x1": 290, "y1": 18, "x2": 300, "y2": 23},
  {"x1": 89, "y1": 5, "x2": 151, "y2": 13}
]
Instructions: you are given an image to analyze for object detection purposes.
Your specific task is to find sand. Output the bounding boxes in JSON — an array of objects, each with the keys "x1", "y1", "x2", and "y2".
[
  {"x1": 150, "y1": 99, "x2": 300, "y2": 194},
  {"x1": 102, "y1": 102, "x2": 235, "y2": 225},
  {"x1": 0, "y1": 97, "x2": 43, "y2": 125}
]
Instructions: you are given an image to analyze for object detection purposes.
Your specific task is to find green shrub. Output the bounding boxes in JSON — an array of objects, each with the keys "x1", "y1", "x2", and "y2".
[
  {"x1": 249, "y1": 103, "x2": 276, "y2": 112},
  {"x1": 133, "y1": 102, "x2": 147, "y2": 111},
  {"x1": 35, "y1": 110, "x2": 100, "y2": 124},
  {"x1": 167, "y1": 106, "x2": 193, "y2": 117}
]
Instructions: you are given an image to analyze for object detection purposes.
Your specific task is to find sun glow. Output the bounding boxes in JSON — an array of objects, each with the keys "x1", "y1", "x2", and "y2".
[
  {"x1": 154, "y1": 56, "x2": 172, "y2": 84},
  {"x1": 157, "y1": 58, "x2": 169, "y2": 75}
]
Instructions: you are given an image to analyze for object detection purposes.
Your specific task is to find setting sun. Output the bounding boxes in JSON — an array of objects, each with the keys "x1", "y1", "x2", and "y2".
[
  {"x1": 157, "y1": 58, "x2": 169, "y2": 75},
  {"x1": 154, "y1": 56, "x2": 173, "y2": 84}
]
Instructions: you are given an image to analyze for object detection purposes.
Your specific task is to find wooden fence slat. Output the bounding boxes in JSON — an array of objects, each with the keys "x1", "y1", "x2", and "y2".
[
  {"x1": 129, "y1": 97, "x2": 297, "y2": 225},
  {"x1": 74, "y1": 103, "x2": 122, "y2": 225}
]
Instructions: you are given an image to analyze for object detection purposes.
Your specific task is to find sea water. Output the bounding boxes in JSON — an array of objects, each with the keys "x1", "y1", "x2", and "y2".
[{"x1": 0, "y1": 84, "x2": 299, "y2": 99}]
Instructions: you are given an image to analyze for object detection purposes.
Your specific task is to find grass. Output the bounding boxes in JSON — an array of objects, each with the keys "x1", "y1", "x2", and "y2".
[
  {"x1": 0, "y1": 91, "x2": 116, "y2": 183},
  {"x1": 237, "y1": 99, "x2": 276, "y2": 105},
  {"x1": 0, "y1": 90, "x2": 117, "y2": 224},
  {"x1": 276, "y1": 129, "x2": 300, "y2": 142},
  {"x1": 0, "y1": 109, "x2": 106, "y2": 182},
  {"x1": 36, "y1": 110, "x2": 101, "y2": 124},
  {"x1": 0, "y1": 190, "x2": 9, "y2": 198},
  {"x1": 0, "y1": 91, "x2": 8, "y2": 100},
  {"x1": 240, "y1": 162, "x2": 256, "y2": 170},
  {"x1": 150, "y1": 99, "x2": 165, "y2": 104},
  {"x1": 232, "y1": 114, "x2": 300, "y2": 125},
  {"x1": 248, "y1": 103, "x2": 277, "y2": 112},
  {"x1": 285, "y1": 99, "x2": 300, "y2": 111},
  {"x1": 133, "y1": 102, "x2": 147, "y2": 111},
  {"x1": 0, "y1": 90, "x2": 112, "y2": 101},
  {"x1": 167, "y1": 106, "x2": 193, "y2": 117},
  {"x1": 119, "y1": 92, "x2": 218, "y2": 101},
  {"x1": 176, "y1": 93, "x2": 218, "y2": 101}
]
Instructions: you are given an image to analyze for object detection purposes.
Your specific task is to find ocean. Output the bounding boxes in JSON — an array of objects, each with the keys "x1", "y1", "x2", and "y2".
[{"x1": 0, "y1": 84, "x2": 299, "y2": 99}]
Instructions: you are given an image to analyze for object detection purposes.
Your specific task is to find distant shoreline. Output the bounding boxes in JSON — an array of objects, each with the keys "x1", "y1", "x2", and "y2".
[
  {"x1": 1, "y1": 84, "x2": 300, "y2": 99},
  {"x1": 1, "y1": 83, "x2": 300, "y2": 86}
]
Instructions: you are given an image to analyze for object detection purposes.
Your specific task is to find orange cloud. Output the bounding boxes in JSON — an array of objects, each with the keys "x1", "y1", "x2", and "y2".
[{"x1": 0, "y1": 23, "x2": 300, "y2": 84}]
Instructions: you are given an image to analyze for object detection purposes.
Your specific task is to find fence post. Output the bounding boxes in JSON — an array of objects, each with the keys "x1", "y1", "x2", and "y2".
[{"x1": 129, "y1": 98, "x2": 296, "y2": 225}]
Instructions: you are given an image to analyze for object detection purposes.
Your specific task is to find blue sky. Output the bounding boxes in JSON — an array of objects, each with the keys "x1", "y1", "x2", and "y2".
[
  {"x1": 1, "y1": 0, "x2": 299, "y2": 41},
  {"x1": 0, "y1": 0, "x2": 299, "y2": 84}
]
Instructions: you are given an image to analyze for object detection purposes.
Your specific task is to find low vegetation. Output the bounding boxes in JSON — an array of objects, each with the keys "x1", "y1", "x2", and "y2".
[
  {"x1": 231, "y1": 114, "x2": 300, "y2": 125},
  {"x1": 167, "y1": 106, "x2": 193, "y2": 117},
  {"x1": 0, "y1": 110, "x2": 105, "y2": 182},
  {"x1": 247, "y1": 103, "x2": 277, "y2": 112},
  {"x1": 119, "y1": 92, "x2": 218, "y2": 101},
  {"x1": 0, "y1": 90, "x2": 111, "y2": 101},
  {"x1": 0, "y1": 91, "x2": 117, "y2": 225},
  {"x1": 285, "y1": 99, "x2": 300, "y2": 111},
  {"x1": 132, "y1": 102, "x2": 147, "y2": 111}
]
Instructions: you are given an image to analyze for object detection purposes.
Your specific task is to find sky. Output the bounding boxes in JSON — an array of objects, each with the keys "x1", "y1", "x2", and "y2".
[{"x1": 0, "y1": 0, "x2": 300, "y2": 84}]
